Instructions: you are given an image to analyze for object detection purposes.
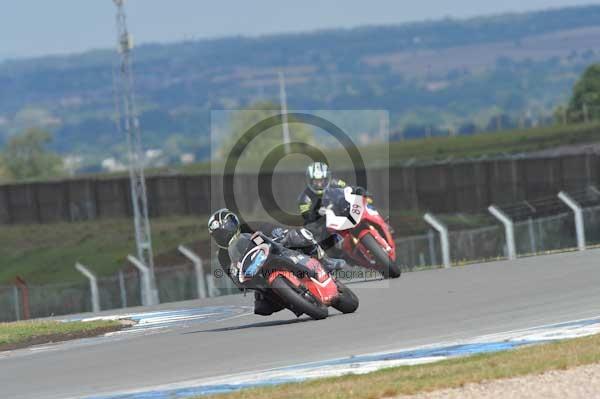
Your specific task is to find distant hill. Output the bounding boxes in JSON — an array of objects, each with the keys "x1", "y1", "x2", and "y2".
[{"x1": 1, "y1": 5, "x2": 600, "y2": 170}]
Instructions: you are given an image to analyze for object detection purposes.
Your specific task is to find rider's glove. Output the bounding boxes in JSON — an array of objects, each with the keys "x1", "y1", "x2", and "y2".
[
  {"x1": 271, "y1": 227, "x2": 287, "y2": 242},
  {"x1": 318, "y1": 207, "x2": 328, "y2": 216},
  {"x1": 353, "y1": 186, "x2": 367, "y2": 196},
  {"x1": 353, "y1": 186, "x2": 374, "y2": 204}
]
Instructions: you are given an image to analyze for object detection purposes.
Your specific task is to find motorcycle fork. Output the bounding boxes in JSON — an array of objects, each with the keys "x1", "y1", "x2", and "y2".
[{"x1": 342, "y1": 231, "x2": 373, "y2": 266}]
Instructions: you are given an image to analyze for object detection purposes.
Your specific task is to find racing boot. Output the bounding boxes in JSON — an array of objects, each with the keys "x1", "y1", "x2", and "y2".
[
  {"x1": 316, "y1": 244, "x2": 347, "y2": 272},
  {"x1": 307, "y1": 241, "x2": 347, "y2": 272},
  {"x1": 320, "y1": 255, "x2": 347, "y2": 272},
  {"x1": 254, "y1": 291, "x2": 284, "y2": 316}
]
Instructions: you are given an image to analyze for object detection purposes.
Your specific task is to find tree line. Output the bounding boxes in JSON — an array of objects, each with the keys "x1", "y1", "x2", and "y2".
[{"x1": 0, "y1": 129, "x2": 63, "y2": 182}]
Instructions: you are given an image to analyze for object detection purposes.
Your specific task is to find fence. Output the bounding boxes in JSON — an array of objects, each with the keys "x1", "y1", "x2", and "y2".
[
  {"x1": 398, "y1": 205, "x2": 600, "y2": 272},
  {"x1": 0, "y1": 259, "x2": 239, "y2": 322}
]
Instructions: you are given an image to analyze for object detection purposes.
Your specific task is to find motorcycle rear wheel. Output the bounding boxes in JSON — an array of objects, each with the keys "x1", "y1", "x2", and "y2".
[
  {"x1": 361, "y1": 234, "x2": 401, "y2": 279},
  {"x1": 271, "y1": 276, "x2": 329, "y2": 320}
]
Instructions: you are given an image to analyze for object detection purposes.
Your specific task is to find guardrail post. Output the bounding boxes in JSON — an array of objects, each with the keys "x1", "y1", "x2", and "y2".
[
  {"x1": 12, "y1": 286, "x2": 20, "y2": 321},
  {"x1": 527, "y1": 218, "x2": 537, "y2": 254},
  {"x1": 427, "y1": 229, "x2": 437, "y2": 266},
  {"x1": 127, "y1": 255, "x2": 159, "y2": 306},
  {"x1": 558, "y1": 191, "x2": 586, "y2": 251},
  {"x1": 14, "y1": 276, "x2": 30, "y2": 320},
  {"x1": 206, "y1": 275, "x2": 218, "y2": 297},
  {"x1": 488, "y1": 205, "x2": 517, "y2": 260},
  {"x1": 178, "y1": 245, "x2": 208, "y2": 299},
  {"x1": 75, "y1": 262, "x2": 101, "y2": 313},
  {"x1": 424, "y1": 213, "x2": 451, "y2": 268},
  {"x1": 118, "y1": 271, "x2": 127, "y2": 308}
]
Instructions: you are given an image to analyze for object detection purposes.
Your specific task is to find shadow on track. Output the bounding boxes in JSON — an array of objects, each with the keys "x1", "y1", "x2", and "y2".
[{"x1": 186, "y1": 314, "x2": 343, "y2": 334}]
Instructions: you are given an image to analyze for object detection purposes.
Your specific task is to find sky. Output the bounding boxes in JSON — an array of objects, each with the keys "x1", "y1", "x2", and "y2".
[{"x1": 2, "y1": 0, "x2": 598, "y2": 60}]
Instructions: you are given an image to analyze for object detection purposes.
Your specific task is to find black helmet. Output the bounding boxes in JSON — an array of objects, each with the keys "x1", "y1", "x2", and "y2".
[
  {"x1": 208, "y1": 208, "x2": 240, "y2": 249},
  {"x1": 306, "y1": 162, "x2": 331, "y2": 195}
]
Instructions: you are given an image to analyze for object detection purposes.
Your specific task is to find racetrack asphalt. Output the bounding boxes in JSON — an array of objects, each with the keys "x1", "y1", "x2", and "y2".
[{"x1": 2, "y1": 249, "x2": 600, "y2": 399}]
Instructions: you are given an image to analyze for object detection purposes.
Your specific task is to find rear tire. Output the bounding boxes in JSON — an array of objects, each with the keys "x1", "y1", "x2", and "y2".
[
  {"x1": 332, "y1": 280, "x2": 359, "y2": 314},
  {"x1": 361, "y1": 234, "x2": 401, "y2": 279},
  {"x1": 270, "y1": 276, "x2": 329, "y2": 320}
]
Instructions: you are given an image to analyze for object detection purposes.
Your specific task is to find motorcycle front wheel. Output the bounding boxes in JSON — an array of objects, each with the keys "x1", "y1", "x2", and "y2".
[
  {"x1": 361, "y1": 234, "x2": 401, "y2": 279},
  {"x1": 270, "y1": 276, "x2": 329, "y2": 320},
  {"x1": 331, "y1": 280, "x2": 359, "y2": 314}
]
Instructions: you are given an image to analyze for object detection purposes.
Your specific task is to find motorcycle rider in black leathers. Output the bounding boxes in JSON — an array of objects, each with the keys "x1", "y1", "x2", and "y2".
[
  {"x1": 208, "y1": 208, "x2": 345, "y2": 316},
  {"x1": 297, "y1": 162, "x2": 370, "y2": 249}
]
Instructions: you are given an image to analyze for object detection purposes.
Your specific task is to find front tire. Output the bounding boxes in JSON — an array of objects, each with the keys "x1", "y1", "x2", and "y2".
[
  {"x1": 361, "y1": 234, "x2": 401, "y2": 279},
  {"x1": 270, "y1": 276, "x2": 329, "y2": 320},
  {"x1": 332, "y1": 280, "x2": 359, "y2": 314}
]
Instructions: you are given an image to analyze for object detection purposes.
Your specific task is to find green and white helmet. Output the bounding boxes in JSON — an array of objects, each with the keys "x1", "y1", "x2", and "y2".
[{"x1": 306, "y1": 162, "x2": 331, "y2": 194}]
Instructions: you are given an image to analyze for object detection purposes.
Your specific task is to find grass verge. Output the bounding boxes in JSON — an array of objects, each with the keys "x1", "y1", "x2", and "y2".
[
  {"x1": 0, "y1": 216, "x2": 209, "y2": 284},
  {"x1": 0, "y1": 319, "x2": 124, "y2": 351},
  {"x1": 202, "y1": 333, "x2": 600, "y2": 399}
]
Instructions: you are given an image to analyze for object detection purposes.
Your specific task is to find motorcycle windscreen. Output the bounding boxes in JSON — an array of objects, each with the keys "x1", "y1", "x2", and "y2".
[
  {"x1": 237, "y1": 244, "x2": 271, "y2": 283},
  {"x1": 323, "y1": 187, "x2": 365, "y2": 230},
  {"x1": 242, "y1": 246, "x2": 269, "y2": 278}
]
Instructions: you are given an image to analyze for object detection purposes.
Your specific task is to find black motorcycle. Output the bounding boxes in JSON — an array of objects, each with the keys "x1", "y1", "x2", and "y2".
[{"x1": 228, "y1": 232, "x2": 359, "y2": 320}]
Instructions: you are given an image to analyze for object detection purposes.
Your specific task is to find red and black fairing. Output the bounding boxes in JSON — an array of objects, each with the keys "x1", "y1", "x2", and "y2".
[
  {"x1": 235, "y1": 233, "x2": 339, "y2": 307},
  {"x1": 267, "y1": 256, "x2": 338, "y2": 305}
]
